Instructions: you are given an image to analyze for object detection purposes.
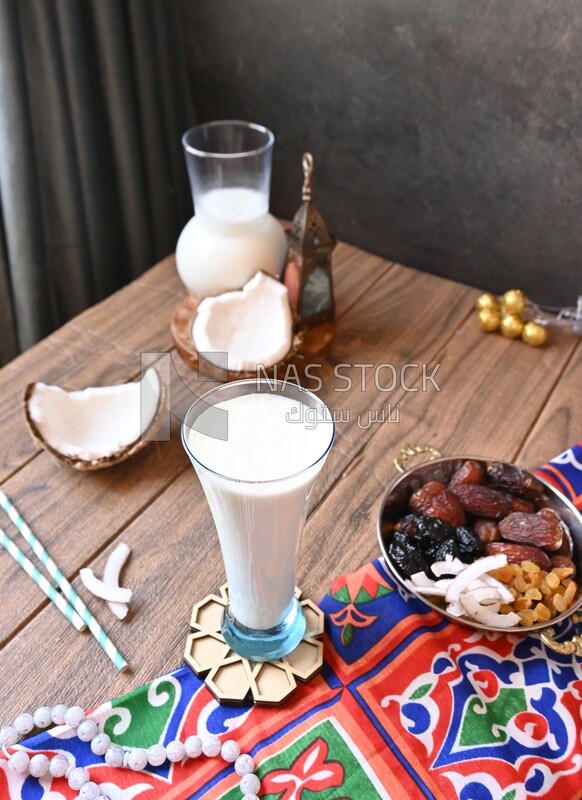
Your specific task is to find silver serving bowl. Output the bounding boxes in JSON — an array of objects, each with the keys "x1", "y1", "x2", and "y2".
[{"x1": 377, "y1": 455, "x2": 582, "y2": 649}]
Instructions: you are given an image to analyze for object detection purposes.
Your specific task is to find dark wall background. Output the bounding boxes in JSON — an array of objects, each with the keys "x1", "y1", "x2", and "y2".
[{"x1": 180, "y1": 0, "x2": 581, "y2": 306}]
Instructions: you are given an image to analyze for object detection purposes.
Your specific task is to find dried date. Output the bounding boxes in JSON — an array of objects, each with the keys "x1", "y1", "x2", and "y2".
[
  {"x1": 509, "y1": 496, "x2": 535, "y2": 514},
  {"x1": 499, "y1": 510, "x2": 563, "y2": 551},
  {"x1": 474, "y1": 518, "x2": 500, "y2": 544},
  {"x1": 485, "y1": 541, "x2": 551, "y2": 570},
  {"x1": 486, "y1": 461, "x2": 545, "y2": 500},
  {"x1": 409, "y1": 481, "x2": 466, "y2": 527},
  {"x1": 554, "y1": 529, "x2": 573, "y2": 558},
  {"x1": 538, "y1": 509, "x2": 567, "y2": 551},
  {"x1": 448, "y1": 460, "x2": 484, "y2": 490},
  {"x1": 450, "y1": 484, "x2": 513, "y2": 519}
]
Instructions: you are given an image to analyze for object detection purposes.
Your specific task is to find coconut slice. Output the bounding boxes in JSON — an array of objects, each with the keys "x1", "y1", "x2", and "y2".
[
  {"x1": 24, "y1": 368, "x2": 163, "y2": 470},
  {"x1": 445, "y1": 554, "x2": 508, "y2": 604},
  {"x1": 80, "y1": 568, "x2": 132, "y2": 603},
  {"x1": 103, "y1": 543, "x2": 131, "y2": 620},
  {"x1": 191, "y1": 272, "x2": 293, "y2": 372}
]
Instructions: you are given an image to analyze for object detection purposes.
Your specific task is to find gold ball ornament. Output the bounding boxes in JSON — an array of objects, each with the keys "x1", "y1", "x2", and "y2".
[
  {"x1": 477, "y1": 308, "x2": 501, "y2": 332},
  {"x1": 502, "y1": 289, "x2": 527, "y2": 316},
  {"x1": 522, "y1": 321, "x2": 549, "y2": 347},
  {"x1": 500, "y1": 313, "x2": 524, "y2": 339},
  {"x1": 475, "y1": 292, "x2": 499, "y2": 312}
]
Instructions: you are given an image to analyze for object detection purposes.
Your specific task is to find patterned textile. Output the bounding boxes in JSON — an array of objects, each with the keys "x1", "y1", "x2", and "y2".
[
  {"x1": 3, "y1": 449, "x2": 582, "y2": 800},
  {"x1": 535, "y1": 441, "x2": 582, "y2": 512}
]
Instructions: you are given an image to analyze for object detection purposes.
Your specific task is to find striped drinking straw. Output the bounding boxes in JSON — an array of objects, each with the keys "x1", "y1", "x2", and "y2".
[
  {"x1": 0, "y1": 490, "x2": 128, "y2": 672},
  {"x1": 0, "y1": 528, "x2": 86, "y2": 631}
]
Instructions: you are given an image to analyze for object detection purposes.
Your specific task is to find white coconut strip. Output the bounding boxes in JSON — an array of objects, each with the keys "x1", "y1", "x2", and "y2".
[
  {"x1": 102, "y1": 543, "x2": 131, "y2": 620},
  {"x1": 482, "y1": 574, "x2": 515, "y2": 604},
  {"x1": 80, "y1": 568, "x2": 132, "y2": 603},
  {"x1": 460, "y1": 593, "x2": 520, "y2": 627},
  {"x1": 469, "y1": 586, "x2": 500, "y2": 605},
  {"x1": 445, "y1": 554, "x2": 508, "y2": 603},
  {"x1": 431, "y1": 557, "x2": 466, "y2": 577},
  {"x1": 446, "y1": 602, "x2": 465, "y2": 617},
  {"x1": 467, "y1": 579, "x2": 489, "y2": 592},
  {"x1": 409, "y1": 572, "x2": 435, "y2": 587},
  {"x1": 413, "y1": 585, "x2": 449, "y2": 597}
]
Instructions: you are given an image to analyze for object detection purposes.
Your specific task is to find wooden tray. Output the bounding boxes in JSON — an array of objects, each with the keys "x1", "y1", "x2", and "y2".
[
  {"x1": 184, "y1": 585, "x2": 324, "y2": 706},
  {"x1": 170, "y1": 294, "x2": 335, "y2": 381}
]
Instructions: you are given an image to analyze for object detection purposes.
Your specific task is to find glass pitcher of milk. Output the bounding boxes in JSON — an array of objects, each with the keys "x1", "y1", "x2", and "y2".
[
  {"x1": 176, "y1": 121, "x2": 288, "y2": 297},
  {"x1": 182, "y1": 379, "x2": 334, "y2": 661}
]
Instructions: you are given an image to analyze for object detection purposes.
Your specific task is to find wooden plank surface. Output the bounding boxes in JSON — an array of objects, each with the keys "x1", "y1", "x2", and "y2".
[
  {"x1": 1, "y1": 245, "x2": 580, "y2": 730},
  {"x1": 0, "y1": 244, "x2": 390, "y2": 688}
]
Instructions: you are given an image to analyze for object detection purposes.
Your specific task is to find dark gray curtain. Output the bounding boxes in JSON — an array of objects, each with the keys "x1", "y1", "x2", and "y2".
[{"x1": 0, "y1": 0, "x2": 194, "y2": 364}]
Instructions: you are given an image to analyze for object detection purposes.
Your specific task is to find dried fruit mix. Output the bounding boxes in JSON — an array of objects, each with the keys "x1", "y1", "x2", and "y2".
[{"x1": 385, "y1": 459, "x2": 580, "y2": 628}]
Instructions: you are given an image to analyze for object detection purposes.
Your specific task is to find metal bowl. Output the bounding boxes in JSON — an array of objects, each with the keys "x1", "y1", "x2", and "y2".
[{"x1": 377, "y1": 454, "x2": 582, "y2": 646}]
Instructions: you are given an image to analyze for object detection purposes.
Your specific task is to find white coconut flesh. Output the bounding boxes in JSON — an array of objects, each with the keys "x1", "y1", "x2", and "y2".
[
  {"x1": 26, "y1": 368, "x2": 161, "y2": 462},
  {"x1": 191, "y1": 271, "x2": 293, "y2": 372}
]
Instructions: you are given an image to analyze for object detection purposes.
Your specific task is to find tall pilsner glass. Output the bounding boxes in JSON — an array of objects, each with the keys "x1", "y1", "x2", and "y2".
[{"x1": 181, "y1": 380, "x2": 334, "y2": 661}]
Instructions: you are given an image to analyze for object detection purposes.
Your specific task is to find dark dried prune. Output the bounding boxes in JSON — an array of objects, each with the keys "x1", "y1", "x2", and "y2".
[
  {"x1": 430, "y1": 537, "x2": 460, "y2": 563},
  {"x1": 486, "y1": 461, "x2": 545, "y2": 500},
  {"x1": 485, "y1": 541, "x2": 551, "y2": 570},
  {"x1": 474, "y1": 518, "x2": 500, "y2": 544},
  {"x1": 410, "y1": 515, "x2": 455, "y2": 551},
  {"x1": 410, "y1": 481, "x2": 466, "y2": 526},
  {"x1": 455, "y1": 525, "x2": 484, "y2": 562},
  {"x1": 388, "y1": 531, "x2": 431, "y2": 578},
  {"x1": 449, "y1": 460, "x2": 484, "y2": 490},
  {"x1": 498, "y1": 510, "x2": 563, "y2": 551},
  {"x1": 395, "y1": 514, "x2": 421, "y2": 537},
  {"x1": 450, "y1": 484, "x2": 513, "y2": 519}
]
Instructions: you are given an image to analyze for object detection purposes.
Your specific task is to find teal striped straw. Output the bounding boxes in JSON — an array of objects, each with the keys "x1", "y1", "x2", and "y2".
[
  {"x1": 0, "y1": 528, "x2": 86, "y2": 631},
  {"x1": 0, "y1": 489, "x2": 128, "y2": 672}
]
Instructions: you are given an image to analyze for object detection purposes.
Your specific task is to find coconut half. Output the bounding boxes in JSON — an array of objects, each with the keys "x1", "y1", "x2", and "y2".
[
  {"x1": 191, "y1": 271, "x2": 293, "y2": 372},
  {"x1": 24, "y1": 368, "x2": 163, "y2": 470}
]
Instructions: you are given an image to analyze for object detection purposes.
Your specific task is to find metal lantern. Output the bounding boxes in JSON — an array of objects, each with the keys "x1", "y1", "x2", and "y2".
[{"x1": 283, "y1": 153, "x2": 336, "y2": 330}]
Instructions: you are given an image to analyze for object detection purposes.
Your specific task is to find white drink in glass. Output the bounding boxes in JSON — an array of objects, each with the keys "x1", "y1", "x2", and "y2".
[
  {"x1": 176, "y1": 121, "x2": 288, "y2": 297},
  {"x1": 176, "y1": 188, "x2": 287, "y2": 297},
  {"x1": 182, "y1": 381, "x2": 334, "y2": 660}
]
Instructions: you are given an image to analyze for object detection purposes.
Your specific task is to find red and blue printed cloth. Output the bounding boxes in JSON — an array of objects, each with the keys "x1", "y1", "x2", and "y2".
[{"x1": 2, "y1": 442, "x2": 582, "y2": 800}]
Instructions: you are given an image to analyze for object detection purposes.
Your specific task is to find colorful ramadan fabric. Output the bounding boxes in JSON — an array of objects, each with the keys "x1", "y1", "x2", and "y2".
[
  {"x1": 3, "y1": 447, "x2": 582, "y2": 800},
  {"x1": 535, "y1": 440, "x2": 582, "y2": 512}
]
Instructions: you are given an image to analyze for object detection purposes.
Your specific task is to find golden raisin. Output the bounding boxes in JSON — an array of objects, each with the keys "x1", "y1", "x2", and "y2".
[
  {"x1": 490, "y1": 565, "x2": 513, "y2": 584},
  {"x1": 554, "y1": 567, "x2": 574, "y2": 580},
  {"x1": 564, "y1": 581, "x2": 577, "y2": 605},
  {"x1": 521, "y1": 560, "x2": 540, "y2": 573},
  {"x1": 534, "y1": 603, "x2": 551, "y2": 622},
  {"x1": 519, "y1": 609, "x2": 536, "y2": 626},
  {"x1": 552, "y1": 594, "x2": 567, "y2": 613},
  {"x1": 546, "y1": 572, "x2": 560, "y2": 590}
]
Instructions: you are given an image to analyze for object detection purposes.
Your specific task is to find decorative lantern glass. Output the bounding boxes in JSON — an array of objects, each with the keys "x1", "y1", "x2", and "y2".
[{"x1": 283, "y1": 154, "x2": 336, "y2": 330}]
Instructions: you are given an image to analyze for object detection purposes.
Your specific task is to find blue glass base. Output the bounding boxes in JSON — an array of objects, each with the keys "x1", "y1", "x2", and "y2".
[{"x1": 221, "y1": 598, "x2": 306, "y2": 662}]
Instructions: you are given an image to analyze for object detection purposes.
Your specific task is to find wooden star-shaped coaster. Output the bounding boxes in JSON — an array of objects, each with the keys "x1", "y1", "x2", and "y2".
[{"x1": 184, "y1": 585, "x2": 324, "y2": 706}]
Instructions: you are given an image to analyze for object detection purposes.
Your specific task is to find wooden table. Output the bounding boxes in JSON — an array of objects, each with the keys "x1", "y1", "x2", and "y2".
[{"x1": 1, "y1": 243, "x2": 580, "y2": 723}]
